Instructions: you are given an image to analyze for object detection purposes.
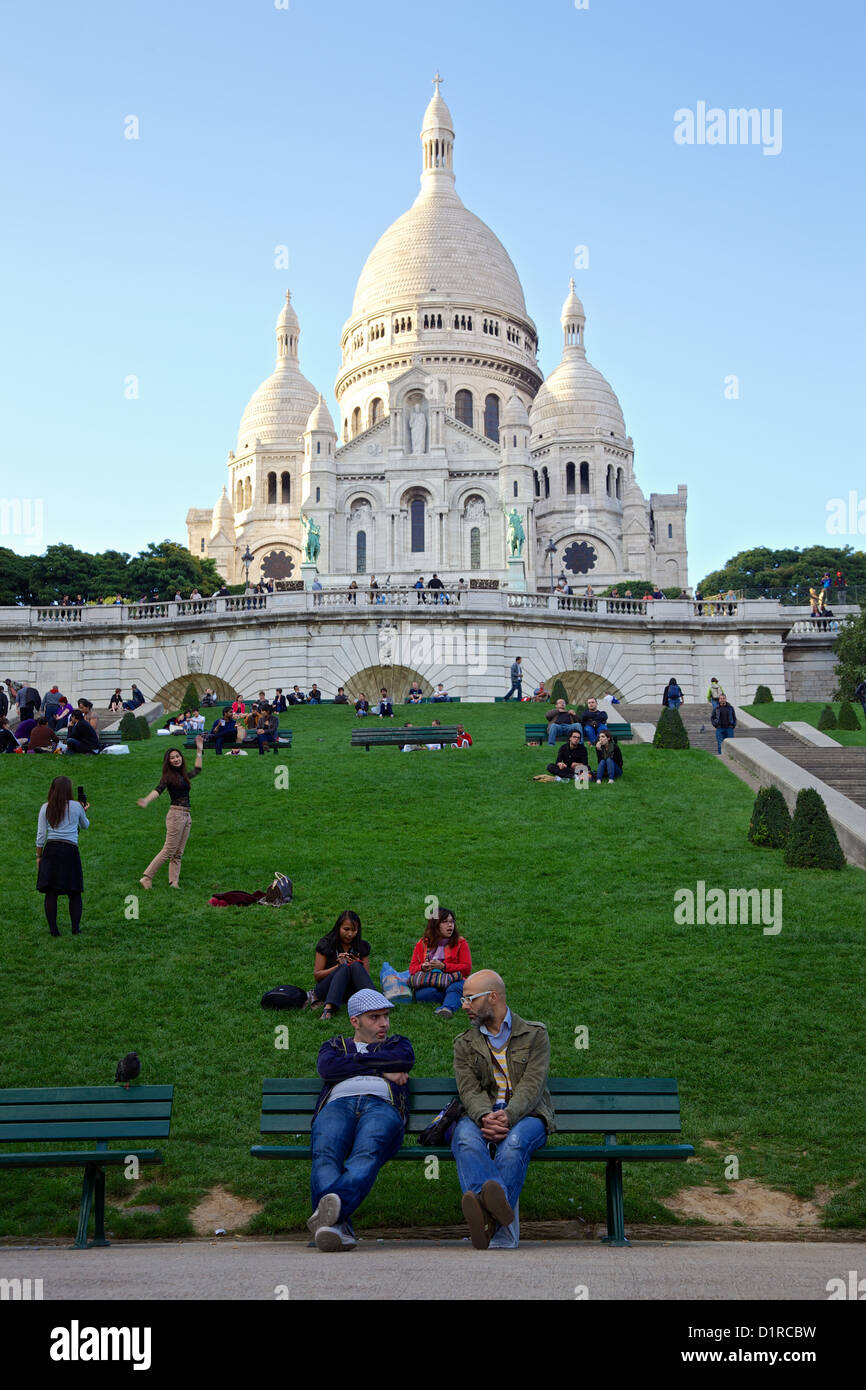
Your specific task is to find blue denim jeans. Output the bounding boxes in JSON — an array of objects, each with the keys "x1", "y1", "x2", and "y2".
[
  {"x1": 311, "y1": 1096, "x2": 405, "y2": 1228},
  {"x1": 451, "y1": 1114, "x2": 547, "y2": 1248},
  {"x1": 548, "y1": 722, "x2": 582, "y2": 746},
  {"x1": 716, "y1": 726, "x2": 735, "y2": 753},
  {"x1": 581, "y1": 724, "x2": 600, "y2": 745},
  {"x1": 503, "y1": 681, "x2": 522, "y2": 700},
  {"x1": 414, "y1": 979, "x2": 464, "y2": 1012},
  {"x1": 596, "y1": 758, "x2": 621, "y2": 781}
]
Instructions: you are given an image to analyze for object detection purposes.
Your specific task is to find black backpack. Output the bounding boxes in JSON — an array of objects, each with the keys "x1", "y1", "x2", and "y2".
[{"x1": 261, "y1": 985, "x2": 307, "y2": 1010}]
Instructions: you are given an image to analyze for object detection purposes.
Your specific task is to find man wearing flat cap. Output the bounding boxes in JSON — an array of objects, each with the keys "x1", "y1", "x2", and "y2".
[{"x1": 307, "y1": 989, "x2": 415, "y2": 1252}]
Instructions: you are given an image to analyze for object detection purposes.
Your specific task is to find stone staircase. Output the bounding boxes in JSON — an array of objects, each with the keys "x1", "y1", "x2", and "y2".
[{"x1": 619, "y1": 702, "x2": 866, "y2": 809}]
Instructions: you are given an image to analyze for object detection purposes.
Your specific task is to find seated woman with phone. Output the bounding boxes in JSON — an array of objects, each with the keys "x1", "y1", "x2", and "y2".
[{"x1": 312, "y1": 911, "x2": 374, "y2": 1023}]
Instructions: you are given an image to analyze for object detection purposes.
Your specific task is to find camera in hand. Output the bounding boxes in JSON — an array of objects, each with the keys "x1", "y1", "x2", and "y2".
[{"x1": 77, "y1": 786, "x2": 86, "y2": 805}]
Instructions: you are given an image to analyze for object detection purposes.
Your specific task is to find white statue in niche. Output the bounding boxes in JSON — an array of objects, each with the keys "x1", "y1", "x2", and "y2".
[
  {"x1": 570, "y1": 639, "x2": 587, "y2": 671},
  {"x1": 409, "y1": 404, "x2": 427, "y2": 454},
  {"x1": 464, "y1": 496, "x2": 486, "y2": 522}
]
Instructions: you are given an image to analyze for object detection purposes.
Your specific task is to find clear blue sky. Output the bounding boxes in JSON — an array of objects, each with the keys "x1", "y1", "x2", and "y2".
[{"x1": 1, "y1": 0, "x2": 863, "y2": 584}]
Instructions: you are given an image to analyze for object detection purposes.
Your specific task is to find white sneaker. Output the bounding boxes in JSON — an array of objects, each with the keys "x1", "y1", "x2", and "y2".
[
  {"x1": 307, "y1": 1192, "x2": 341, "y2": 1237},
  {"x1": 314, "y1": 1225, "x2": 345, "y2": 1253}
]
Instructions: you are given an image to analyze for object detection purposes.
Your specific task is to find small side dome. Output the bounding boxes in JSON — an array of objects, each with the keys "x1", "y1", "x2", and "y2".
[
  {"x1": 213, "y1": 486, "x2": 232, "y2": 520},
  {"x1": 305, "y1": 392, "x2": 336, "y2": 434},
  {"x1": 503, "y1": 393, "x2": 529, "y2": 427}
]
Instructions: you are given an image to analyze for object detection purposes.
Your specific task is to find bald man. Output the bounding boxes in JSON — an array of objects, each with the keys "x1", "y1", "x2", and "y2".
[{"x1": 451, "y1": 970, "x2": 554, "y2": 1249}]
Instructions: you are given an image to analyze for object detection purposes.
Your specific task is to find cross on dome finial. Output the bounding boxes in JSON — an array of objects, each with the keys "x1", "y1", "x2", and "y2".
[{"x1": 432, "y1": 72, "x2": 443, "y2": 93}]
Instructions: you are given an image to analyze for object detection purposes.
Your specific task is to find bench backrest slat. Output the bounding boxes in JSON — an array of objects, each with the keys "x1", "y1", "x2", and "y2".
[
  {"x1": 1, "y1": 1120, "x2": 172, "y2": 1142},
  {"x1": 258, "y1": 1078, "x2": 681, "y2": 1136},
  {"x1": 0, "y1": 1086, "x2": 174, "y2": 1145},
  {"x1": 0, "y1": 1086, "x2": 174, "y2": 1104}
]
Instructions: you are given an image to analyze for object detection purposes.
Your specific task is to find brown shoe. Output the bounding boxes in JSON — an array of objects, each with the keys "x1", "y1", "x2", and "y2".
[
  {"x1": 480, "y1": 1180, "x2": 514, "y2": 1228},
  {"x1": 462, "y1": 1191, "x2": 495, "y2": 1250}
]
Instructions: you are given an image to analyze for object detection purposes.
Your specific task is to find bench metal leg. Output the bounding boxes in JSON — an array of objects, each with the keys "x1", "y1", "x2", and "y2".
[
  {"x1": 89, "y1": 1166, "x2": 110, "y2": 1248},
  {"x1": 75, "y1": 1165, "x2": 96, "y2": 1249},
  {"x1": 601, "y1": 1160, "x2": 630, "y2": 1247}
]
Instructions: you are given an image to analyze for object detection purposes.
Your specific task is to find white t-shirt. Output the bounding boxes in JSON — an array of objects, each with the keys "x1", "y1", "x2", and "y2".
[{"x1": 327, "y1": 1041, "x2": 392, "y2": 1104}]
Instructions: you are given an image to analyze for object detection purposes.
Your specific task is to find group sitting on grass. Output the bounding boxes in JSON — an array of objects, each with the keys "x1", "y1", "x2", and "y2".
[{"x1": 540, "y1": 726, "x2": 624, "y2": 784}]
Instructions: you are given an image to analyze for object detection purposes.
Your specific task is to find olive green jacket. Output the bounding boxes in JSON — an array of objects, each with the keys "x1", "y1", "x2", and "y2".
[{"x1": 453, "y1": 1011, "x2": 556, "y2": 1133}]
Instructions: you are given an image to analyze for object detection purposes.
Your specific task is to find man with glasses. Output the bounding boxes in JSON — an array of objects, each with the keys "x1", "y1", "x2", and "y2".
[{"x1": 451, "y1": 970, "x2": 554, "y2": 1249}]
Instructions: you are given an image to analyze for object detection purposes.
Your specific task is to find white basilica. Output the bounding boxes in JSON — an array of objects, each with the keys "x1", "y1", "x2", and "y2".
[{"x1": 187, "y1": 80, "x2": 688, "y2": 592}]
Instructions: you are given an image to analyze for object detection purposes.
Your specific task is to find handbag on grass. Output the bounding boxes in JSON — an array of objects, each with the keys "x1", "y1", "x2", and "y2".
[{"x1": 408, "y1": 969, "x2": 461, "y2": 992}]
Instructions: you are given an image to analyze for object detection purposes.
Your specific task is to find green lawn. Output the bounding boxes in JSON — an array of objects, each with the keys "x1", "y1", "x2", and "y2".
[
  {"x1": 2, "y1": 703, "x2": 865, "y2": 1239},
  {"x1": 743, "y1": 701, "x2": 866, "y2": 745}
]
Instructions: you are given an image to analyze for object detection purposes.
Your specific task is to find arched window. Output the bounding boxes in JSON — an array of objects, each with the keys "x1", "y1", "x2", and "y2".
[
  {"x1": 542, "y1": 467, "x2": 550, "y2": 499},
  {"x1": 533, "y1": 469, "x2": 540, "y2": 498},
  {"x1": 315, "y1": 487, "x2": 320, "y2": 503},
  {"x1": 200, "y1": 537, "x2": 205, "y2": 553},
  {"x1": 267, "y1": 472, "x2": 277, "y2": 505},
  {"x1": 281, "y1": 472, "x2": 290, "y2": 504},
  {"x1": 235, "y1": 480, "x2": 243, "y2": 511},
  {"x1": 470, "y1": 527, "x2": 481, "y2": 570},
  {"x1": 668, "y1": 523, "x2": 673, "y2": 539},
  {"x1": 316, "y1": 441, "x2": 321, "y2": 454},
  {"x1": 616, "y1": 468, "x2": 623, "y2": 500},
  {"x1": 356, "y1": 530, "x2": 367, "y2": 572},
  {"x1": 606, "y1": 465, "x2": 613, "y2": 496},
  {"x1": 484, "y1": 394, "x2": 500, "y2": 443},
  {"x1": 455, "y1": 389, "x2": 473, "y2": 428},
  {"x1": 410, "y1": 497, "x2": 425, "y2": 552},
  {"x1": 351, "y1": 407, "x2": 361, "y2": 438},
  {"x1": 513, "y1": 480, "x2": 518, "y2": 497},
  {"x1": 343, "y1": 418, "x2": 348, "y2": 441},
  {"x1": 565, "y1": 462, "x2": 576, "y2": 496},
  {"x1": 244, "y1": 478, "x2": 252, "y2": 509},
  {"x1": 370, "y1": 397, "x2": 383, "y2": 425},
  {"x1": 580, "y1": 461, "x2": 590, "y2": 494},
  {"x1": 437, "y1": 314, "x2": 442, "y2": 328}
]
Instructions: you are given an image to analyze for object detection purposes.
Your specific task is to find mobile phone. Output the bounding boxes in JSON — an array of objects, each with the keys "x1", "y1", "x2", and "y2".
[{"x1": 77, "y1": 786, "x2": 86, "y2": 805}]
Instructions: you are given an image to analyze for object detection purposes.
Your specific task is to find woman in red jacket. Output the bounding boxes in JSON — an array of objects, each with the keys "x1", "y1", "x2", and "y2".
[{"x1": 409, "y1": 907, "x2": 471, "y2": 1019}]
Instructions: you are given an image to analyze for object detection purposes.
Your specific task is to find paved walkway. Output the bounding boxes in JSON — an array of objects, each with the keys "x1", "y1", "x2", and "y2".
[{"x1": 2, "y1": 1240, "x2": 861, "y2": 1300}]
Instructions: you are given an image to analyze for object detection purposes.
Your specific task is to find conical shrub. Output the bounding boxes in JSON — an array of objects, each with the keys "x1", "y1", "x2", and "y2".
[
  {"x1": 653, "y1": 706, "x2": 690, "y2": 749},
  {"x1": 119, "y1": 712, "x2": 141, "y2": 741},
  {"x1": 753, "y1": 685, "x2": 773, "y2": 704},
  {"x1": 181, "y1": 681, "x2": 200, "y2": 712},
  {"x1": 837, "y1": 701, "x2": 861, "y2": 731},
  {"x1": 748, "y1": 785, "x2": 792, "y2": 848},
  {"x1": 784, "y1": 788, "x2": 845, "y2": 870},
  {"x1": 817, "y1": 705, "x2": 838, "y2": 730},
  {"x1": 551, "y1": 678, "x2": 568, "y2": 703},
  {"x1": 136, "y1": 715, "x2": 151, "y2": 740}
]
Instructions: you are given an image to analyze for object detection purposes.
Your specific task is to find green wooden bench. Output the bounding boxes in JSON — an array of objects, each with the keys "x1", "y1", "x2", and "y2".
[
  {"x1": 351, "y1": 726, "x2": 461, "y2": 751},
  {"x1": 251, "y1": 1076, "x2": 692, "y2": 1246},
  {"x1": 55, "y1": 728, "x2": 124, "y2": 747},
  {"x1": 418, "y1": 696, "x2": 461, "y2": 704},
  {"x1": 525, "y1": 721, "x2": 633, "y2": 745},
  {"x1": 0, "y1": 1085, "x2": 174, "y2": 1249},
  {"x1": 185, "y1": 729, "x2": 293, "y2": 750}
]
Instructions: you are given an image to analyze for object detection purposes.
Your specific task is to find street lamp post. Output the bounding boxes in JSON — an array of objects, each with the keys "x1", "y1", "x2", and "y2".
[
  {"x1": 241, "y1": 546, "x2": 254, "y2": 589},
  {"x1": 544, "y1": 540, "x2": 557, "y2": 593}
]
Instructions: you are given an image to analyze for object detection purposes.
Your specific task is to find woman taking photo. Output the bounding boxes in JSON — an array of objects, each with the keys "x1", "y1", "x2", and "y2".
[
  {"x1": 36, "y1": 776, "x2": 89, "y2": 936},
  {"x1": 313, "y1": 911, "x2": 373, "y2": 1022},
  {"x1": 408, "y1": 907, "x2": 471, "y2": 1019},
  {"x1": 137, "y1": 736, "x2": 203, "y2": 888}
]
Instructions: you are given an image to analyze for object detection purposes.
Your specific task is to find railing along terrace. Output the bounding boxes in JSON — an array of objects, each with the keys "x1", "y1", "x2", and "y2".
[{"x1": 788, "y1": 617, "x2": 842, "y2": 634}]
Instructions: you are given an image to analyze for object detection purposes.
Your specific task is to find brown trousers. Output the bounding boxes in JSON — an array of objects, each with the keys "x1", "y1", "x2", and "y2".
[{"x1": 142, "y1": 806, "x2": 191, "y2": 886}]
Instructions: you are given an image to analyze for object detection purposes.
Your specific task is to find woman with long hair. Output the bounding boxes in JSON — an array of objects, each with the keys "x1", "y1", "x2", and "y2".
[
  {"x1": 313, "y1": 910, "x2": 374, "y2": 1023},
  {"x1": 137, "y1": 736, "x2": 203, "y2": 888},
  {"x1": 36, "y1": 776, "x2": 89, "y2": 936},
  {"x1": 408, "y1": 907, "x2": 471, "y2": 1019}
]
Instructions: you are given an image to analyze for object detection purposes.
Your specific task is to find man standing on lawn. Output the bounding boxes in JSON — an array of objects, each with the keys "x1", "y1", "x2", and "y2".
[
  {"x1": 503, "y1": 656, "x2": 523, "y2": 700},
  {"x1": 451, "y1": 970, "x2": 553, "y2": 1249},
  {"x1": 308, "y1": 989, "x2": 415, "y2": 1252}
]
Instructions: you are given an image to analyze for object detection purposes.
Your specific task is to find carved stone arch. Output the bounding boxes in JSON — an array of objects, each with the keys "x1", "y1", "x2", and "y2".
[
  {"x1": 545, "y1": 670, "x2": 624, "y2": 705},
  {"x1": 153, "y1": 673, "x2": 240, "y2": 710},
  {"x1": 343, "y1": 664, "x2": 433, "y2": 703}
]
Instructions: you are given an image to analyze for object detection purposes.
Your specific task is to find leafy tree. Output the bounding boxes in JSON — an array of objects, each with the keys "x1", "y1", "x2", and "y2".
[
  {"x1": 747, "y1": 786, "x2": 791, "y2": 848},
  {"x1": 0, "y1": 540, "x2": 223, "y2": 605},
  {"x1": 833, "y1": 602, "x2": 866, "y2": 699},
  {"x1": 784, "y1": 788, "x2": 845, "y2": 870},
  {"x1": 698, "y1": 545, "x2": 866, "y2": 605}
]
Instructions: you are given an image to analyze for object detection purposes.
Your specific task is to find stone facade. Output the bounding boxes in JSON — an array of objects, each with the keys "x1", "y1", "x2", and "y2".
[{"x1": 187, "y1": 81, "x2": 688, "y2": 593}]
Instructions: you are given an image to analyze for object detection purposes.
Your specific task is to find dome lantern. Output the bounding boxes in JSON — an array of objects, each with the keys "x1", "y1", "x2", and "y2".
[
  {"x1": 561, "y1": 278, "x2": 587, "y2": 354},
  {"x1": 276, "y1": 289, "x2": 300, "y2": 361},
  {"x1": 420, "y1": 72, "x2": 455, "y2": 190}
]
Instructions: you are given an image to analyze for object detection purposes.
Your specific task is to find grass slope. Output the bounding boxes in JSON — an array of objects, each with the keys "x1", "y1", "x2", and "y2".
[
  {"x1": 2, "y1": 703, "x2": 865, "y2": 1238},
  {"x1": 743, "y1": 701, "x2": 866, "y2": 746}
]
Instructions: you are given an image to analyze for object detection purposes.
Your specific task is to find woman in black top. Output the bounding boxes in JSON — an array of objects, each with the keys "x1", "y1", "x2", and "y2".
[
  {"x1": 0, "y1": 716, "x2": 19, "y2": 752},
  {"x1": 313, "y1": 910, "x2": 373, "y2": 1022},
  {"x1": 136, "y1": 738, "x2": 203, "y2": 888}
]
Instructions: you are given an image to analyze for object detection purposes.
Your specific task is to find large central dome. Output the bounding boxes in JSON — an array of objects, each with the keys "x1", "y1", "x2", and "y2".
[
  {"x1": 351, "y1": 186, "x2": 529, "y2": 322},
  {"x1": 349, "y1": 82, "x2": 529, "y2": 324}
]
